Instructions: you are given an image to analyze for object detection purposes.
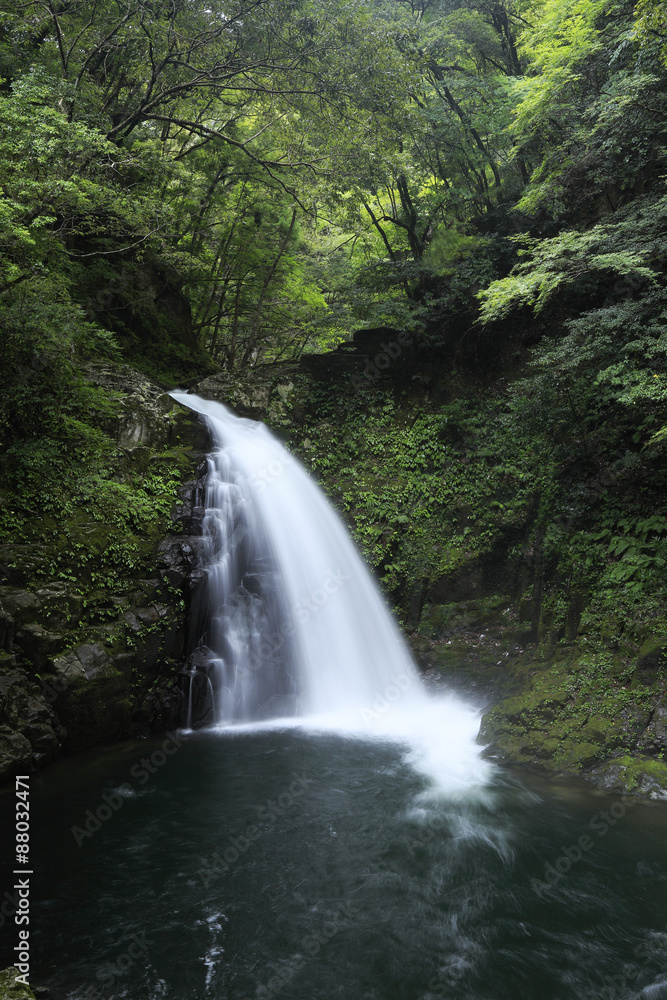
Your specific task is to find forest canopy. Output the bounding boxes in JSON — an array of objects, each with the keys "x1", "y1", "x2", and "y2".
[
  {"x1": 0, "y1": 0, "x2": 665, "y2": 421},
  {"x1": 0, "y1": 0, "x2": 666, "y2": 656}
]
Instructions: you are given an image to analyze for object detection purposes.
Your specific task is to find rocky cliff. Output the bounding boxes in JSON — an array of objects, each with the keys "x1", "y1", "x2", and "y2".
[{"x1": 0, "y1": 363, "x2": 209, "y2": 779}]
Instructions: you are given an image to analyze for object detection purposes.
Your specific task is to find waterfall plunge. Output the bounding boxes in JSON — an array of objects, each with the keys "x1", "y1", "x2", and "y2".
[{"x1": 172, "y1": 392, "x2": 491, "y2": 795}]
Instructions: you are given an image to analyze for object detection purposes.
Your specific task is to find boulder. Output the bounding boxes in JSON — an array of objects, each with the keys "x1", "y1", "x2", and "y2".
[
  {"x1": 0, "y1": 606, "x2": 14, "y2": 651},
  {"x1": 13, "y1": 625, "x2": 65, "y2": 670},
  {"x1": 52, "y1": 651, "x2": 86, "y2": 683},
  {"x1": 635, "y1": 637, "x2": 667, "y2": 682},
  {"x1": 0, "y1": 589, "x2": 41, "y2": 625},
  {"x1": 637, "y1": 700, "x2": 667, "y2": 755},
  {"x1": 74, "y1": 643, "x2": 111, "y2": 680},
  {"x1": 0, "y1": 726, "x2": 32, "y2": 779},
  {"x1": 22, "y1": 722, "x2": 60, "y2": 765},
  {"x1": 584, "y1": 755, "x2": 667, "y2": 799}
]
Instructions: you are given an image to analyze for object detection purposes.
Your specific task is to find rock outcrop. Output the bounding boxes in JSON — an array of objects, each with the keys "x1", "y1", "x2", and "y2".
[{"x1": 0, "y1": 363, "x2": 210, "y2": 780}]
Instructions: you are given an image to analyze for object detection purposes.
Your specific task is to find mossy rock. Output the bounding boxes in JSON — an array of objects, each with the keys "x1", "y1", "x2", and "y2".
[
  {"x1": 52, "y1": 667, "x2": 133, "y2": 752},
  {"x1": 480, "y1": 712, "x2": 607, "y2": 771},
  {"x1": 585, "y1": 755, "x2": 667, "y2": 798},
  {"x1": 484, "y1": 669, "x2": 570, "y2": 727},
  {"x1": 635, "y1": 637, "x2": 667, "y2": 681},
  {"x1": 0, "y1": 968, "x2": 36, "y2": 1000},
  {"x1": 478, "y1": 660, "x2": 653, "y2": 773},
  {"x1": 540, "y1": 739, "x2": 602, "y2": 770},
  {"x1": 637, "y1": 699, "x2": 667, "y2": 755}
]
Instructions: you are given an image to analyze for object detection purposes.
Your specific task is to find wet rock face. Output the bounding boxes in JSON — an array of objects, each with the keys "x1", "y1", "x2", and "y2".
[
  {"x1": 180, "y1": 645, "x2": 218, "y2": 729},
  {"x1": 584, "y1": 756, "x2": 667, "y2": 800},
  {"x1": 477, "y1": 652, "x2": 667, "y2": 797},
  {"x1": 82, "y1": 362, "x2": 210, "y2": 453},
  {"x1": 171, "y1": 478, "x2": 207, "y2": 534},
  {"x1": 0, "y1": 366, "x2": 211, "y2": 781},
  {"x1": 636, "y1": 700, "x2": 667, "y2": 756},
  {"x1": 0, "y1": 670, "x2": 61, "y2": 777},
  {"x1": 0, "y1": 606, "x2": 14, "y2": 653},
  {"x1": 0, "y1": 727, "x2": 33, "y2": 780}
]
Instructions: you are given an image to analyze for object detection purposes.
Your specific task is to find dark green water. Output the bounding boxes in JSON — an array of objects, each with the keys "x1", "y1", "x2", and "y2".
[{"x1": 3, "y1": 729, "x2": 667, "y2": 1000}]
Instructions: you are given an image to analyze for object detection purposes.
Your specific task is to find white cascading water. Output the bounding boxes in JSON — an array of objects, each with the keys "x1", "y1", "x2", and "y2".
[{"x1": 172, "y1": 392, "x2": 491, "y2": 795}]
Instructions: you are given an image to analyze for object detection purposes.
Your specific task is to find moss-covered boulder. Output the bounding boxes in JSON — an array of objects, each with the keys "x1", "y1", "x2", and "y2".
[
  {"x1": 0, "y1": 671, "x2": 60, "y2": 773},
  {"x1": 478, "y1": 645, "x2": 665, "y2": 791},
  {"x1": 635, "y1": 637, "x2": 667, "y2": 683},
  {"x1": 0, "y1": 968, "x2": 36, "y2": 1000},
  {"x1": 584, "y1": 755, "x2": 667, "y2": 799},
  {"x1": 636, "y1": 699, "x2": 667, "y2": 755}
]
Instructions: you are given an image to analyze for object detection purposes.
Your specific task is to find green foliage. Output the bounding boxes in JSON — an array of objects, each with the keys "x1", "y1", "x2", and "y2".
[
  {"x1": 479, "y1": 193, "x2": 666, "y2": 320},
  {"x1": 634, "y1": 0, "x2": 667, "y2": 66},
  {"x1": 0, "y1": 0, "x2": 665, "y2": 387},
  {"x1": 0, "y1": 345, "x2": 186, "y2": 596},
  {"x1": 287, "y1": 379, "x2": 538, "y2": 598},
  {"x1": 508, "y1": 0, "x2": 667, "y2": 218},
  {"x1": 0, "y1": 0, "x2": 666, "y2": 638}
]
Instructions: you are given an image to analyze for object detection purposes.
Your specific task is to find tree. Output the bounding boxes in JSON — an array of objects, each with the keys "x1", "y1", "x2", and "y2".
[
  {"x1": 634, "y1": 0, "x2": 667, "y2": 66},
  {"x1": 508, "y1": 0, "x2": 667, "y2": 219}
]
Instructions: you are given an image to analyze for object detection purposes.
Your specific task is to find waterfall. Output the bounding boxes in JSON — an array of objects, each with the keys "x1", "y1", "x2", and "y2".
[{"x1": 172, "y1": 392, "x2": 491, "y2": 794}]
